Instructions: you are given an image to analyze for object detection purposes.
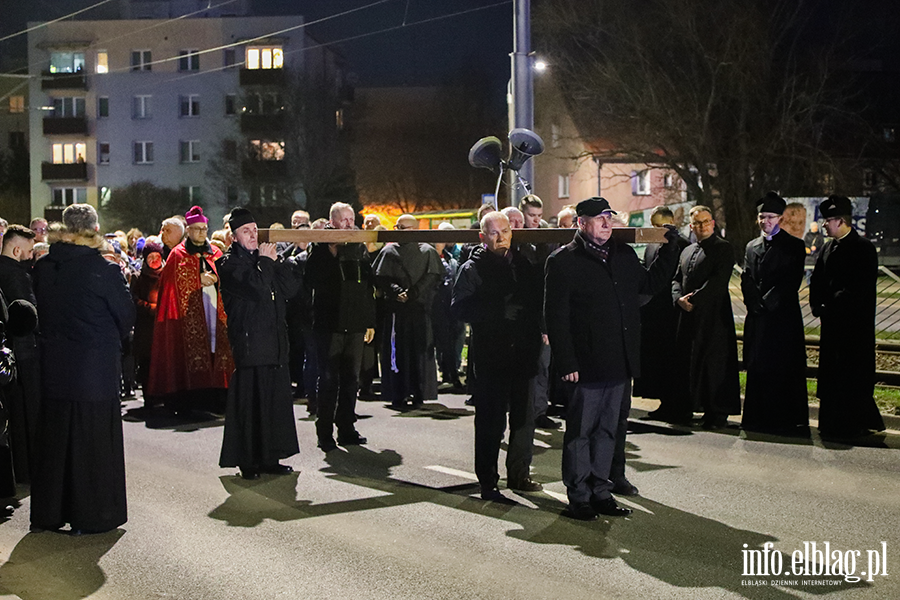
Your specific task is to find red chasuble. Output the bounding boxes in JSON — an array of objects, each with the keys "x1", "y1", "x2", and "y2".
[{"x1": 147, "y1": 241, "x2": 234, "y2": 395}]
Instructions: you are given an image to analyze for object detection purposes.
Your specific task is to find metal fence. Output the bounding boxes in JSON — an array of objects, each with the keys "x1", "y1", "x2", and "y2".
[{"x1": 728, "y1": 265, "x2": 900, "y2": 343}]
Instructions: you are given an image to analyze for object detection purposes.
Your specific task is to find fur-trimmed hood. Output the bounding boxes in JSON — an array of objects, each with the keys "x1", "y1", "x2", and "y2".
[{"x1": 56, "y1": 229, "x2": 105, "y2": 249}]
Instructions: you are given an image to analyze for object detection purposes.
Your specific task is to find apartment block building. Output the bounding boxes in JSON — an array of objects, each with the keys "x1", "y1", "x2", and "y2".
[{"x1": 27, "y1": 9, "x2": 314, "y2": 224}]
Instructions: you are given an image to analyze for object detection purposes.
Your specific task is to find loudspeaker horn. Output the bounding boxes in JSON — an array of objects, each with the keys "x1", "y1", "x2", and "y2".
[
  {"x1": 507, "y1": 128, "x2": 545, "y2": 171},
  {"x1": 468, "y1": 136, "x2": 504, "y2": 172}
]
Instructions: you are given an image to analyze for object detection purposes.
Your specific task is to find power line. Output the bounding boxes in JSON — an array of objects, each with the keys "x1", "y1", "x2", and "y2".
[{"x1": 0, "y1": 0, "x2": 116, "y2": 44}]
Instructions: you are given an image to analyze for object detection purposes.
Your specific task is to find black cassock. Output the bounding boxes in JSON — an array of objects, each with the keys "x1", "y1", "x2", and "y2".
[
  {"x1": 633, "y1": 234, "x2": 688, "y2": 400},
  {"x1": 373, "y1": 242, "x2": 443, "y2": 405},
  {"x1": 810, "y1": 229, "x2": 885, "y2": 436},
  {"x1": 217, "y1": 244, "x2": 300, "y2": 469},
  {"x1": 671, "y1": 235, "x2": 741, "y2": 417},
  {"x1": 740, "y1": 229, "x2": 809, "y2": 433}
]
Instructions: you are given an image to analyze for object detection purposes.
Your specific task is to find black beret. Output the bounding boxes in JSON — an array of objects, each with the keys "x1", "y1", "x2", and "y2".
[
  {"x1": 819, "y1": 195, "x2": 853, "y2": 219},
  {"x1": 575, "y1": 197, "x2": 617, "y2": 217},
  {"x1": 757, "y1": 191, "x2": 786, "y2": 215},
  {"x1": 228, "y1": 207, "x2": 255, "y2": 232}
]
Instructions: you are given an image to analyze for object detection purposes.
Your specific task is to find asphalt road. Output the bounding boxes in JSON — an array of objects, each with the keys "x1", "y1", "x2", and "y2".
[{"x1": 0, "y1": 392, "x2": 897, "y2": 600}]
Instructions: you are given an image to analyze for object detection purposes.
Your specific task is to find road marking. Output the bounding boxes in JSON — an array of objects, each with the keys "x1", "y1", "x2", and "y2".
[
  {"x1": 533, "y1": 439, "x2": 551, "y2": 449},
  {"x1": 424, "y1": 465, "x2": 478, "y2": 480},
  {"x1": 543, "y1": 489, "x2": 568, "y2": 504}
]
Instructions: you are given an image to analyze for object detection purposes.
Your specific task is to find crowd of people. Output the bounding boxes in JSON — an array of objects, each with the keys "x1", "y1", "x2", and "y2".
[{"x1": 0, "y1": 190, "x2": 887, "y2": 531}]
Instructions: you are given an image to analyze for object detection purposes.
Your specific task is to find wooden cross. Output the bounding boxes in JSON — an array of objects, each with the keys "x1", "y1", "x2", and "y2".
[{"x1": 259, "y1": 227, "x2": 668, "y2": 245}]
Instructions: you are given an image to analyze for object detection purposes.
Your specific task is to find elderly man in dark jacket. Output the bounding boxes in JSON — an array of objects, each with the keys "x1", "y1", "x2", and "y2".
[
  {"x1": 30, "y1": 204, "x2": 135, "y2": 534},
  {"x1": 452, "y1": 211, "x2": 544, "y2": 502},
  {"x1": 544, "y1": 197, "x2": 680, "y2": 521},
  {"x1": 217, "y1": 208, "x2": 300, "y2": 480},
  {"x1": 741, "y1": 192, "x2": 809, "y2": 435}
]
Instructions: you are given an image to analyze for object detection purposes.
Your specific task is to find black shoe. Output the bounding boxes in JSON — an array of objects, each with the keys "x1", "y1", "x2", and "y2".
[
  {"x1": 564, "y1": 502, "x2": 598, "y2": 521},
  {"x1": 464, "y1": 396, "x2": 476, "y2": 406},
  {"x1": 337, "y1": 431, "x2": 367, "y2": 446},
  {"x1": 611, "y1": 478, "x2": 639, "y2": 496},
  {"x1": 535, "y1": 414, "x2": 561, "y2": 430},
  {"x1": 317, "y1": 437, "x2": 338, "y2": 452},
  {"x1": 591, "y1": 497, "x2": 632, "y2": 517},
  {"x1": 240, "y1": 468, "x2": 260, "y2": 480},
  {"x1": 507, "y1": 477, "x2": 543, "y2": 492},
  {"x1": 702, "y1": 414, "x2": 729, "y2": 430},
  {"x1": 260, "y1": 464, "x2": 294, "y2": 475},
  {"x1": 480, "y1": 487, "x2": 517, "y2": 504}
]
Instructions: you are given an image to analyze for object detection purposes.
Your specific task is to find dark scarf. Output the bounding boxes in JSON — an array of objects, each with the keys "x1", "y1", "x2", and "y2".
[
  {"x1": 185, "y1": 239, "x2": 212, "y2": 255},
  {"x1": 577, "y1": 230, "x2": 612, "y2": 265}
]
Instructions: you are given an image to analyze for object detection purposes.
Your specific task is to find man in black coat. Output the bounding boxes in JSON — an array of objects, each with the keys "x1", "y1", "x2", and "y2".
[
  {"x1": 0, "y1": 225, "x2": 40, "y2": 483},
  {"x1": 305, "y1": 202, "x2": 376, "y2": 452},
  {"x1": 544, "y1": 198, "x2": 680, "y2": 521},
  {"x1": 31, "y1": 204, "x2": 135, "y2": 534},
  {"x1": 740, "y1": 192, "x2": 810, "y2": 435},
  {"x1": 217, "y1": 208, "x2": 300, "y2": 480},
  {"x1": 634, "y1": 207, "x2": 689, "y2": 412},
  {"x1": 452, "y1": 211, "x2": 544, "y2": 502},
  {"x1": 810, "y1": 195, "x2": 885, "y2": 438},
  {"x1": 668, "y1": 206, "x2": 741, "y2": 429}
]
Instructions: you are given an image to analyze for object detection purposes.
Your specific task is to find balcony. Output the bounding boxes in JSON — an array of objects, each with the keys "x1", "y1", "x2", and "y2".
[
  {"x1": 43, "y1": 117, "x2": 88, "y2": 135},
  {"x1": 41, "y1": 72, "x2": 88, "y2": 91},
  {"x1": 42, "y1": 162, "x2": 88, "y2": 181},
  {"x1": 239, "y1": 68, "x2": 285, "y2": 87},
  {"x1": 242, "y1": 159, "x2": 287, "y2": 179},
  {"x1": 240, "y1": 113, "x2": 285, "y2": 134}
]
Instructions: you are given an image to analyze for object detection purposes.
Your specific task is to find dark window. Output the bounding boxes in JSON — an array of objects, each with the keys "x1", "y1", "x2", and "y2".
[
  {"x1": 224, "y1": 48, "x2": 236, "y2": 68},
  {"x1": 178, "y1": 50, "x2": 200, "y2": 71},
  {"x1": 131, "y1": 50, "x2": 152, "y2": 72},
  {"x1": 225, "y1": 94, "x2": 236, "y2": 115},
  {"x1": 223, "y1": 139, "x2": 238, "y2": 161},
  {"x1": 98, "y1": 96, "x2": 109, "y2": 117},
  {"x1": 8, "y1": 132, "x2": 25, "y2": 149}
]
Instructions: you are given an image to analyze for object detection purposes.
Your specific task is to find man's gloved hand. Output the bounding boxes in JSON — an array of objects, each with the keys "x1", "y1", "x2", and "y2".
[{"x1": 663, "y1": 224, "x2": 680, "y2": 243}]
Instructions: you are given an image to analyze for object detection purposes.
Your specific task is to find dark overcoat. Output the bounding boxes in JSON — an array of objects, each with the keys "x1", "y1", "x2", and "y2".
[
  {"x1": 451, "y1": 246, "x2": 542, "y2": 379},
  {"x1": 740, "y1": 229, "x2": 809, "y2": 431},
  {"x1": 672, "y1": 235, "x2": 741, "y2": 415},
  {"x1": 632, "y1": 234, "x2": 689, "y2": 399},
  {"x1": 544, "y1": 232, "x2": 679, "y2": 384},
  {"x1": 809, "y1": 229, "x2": 885, "y2": 434}
]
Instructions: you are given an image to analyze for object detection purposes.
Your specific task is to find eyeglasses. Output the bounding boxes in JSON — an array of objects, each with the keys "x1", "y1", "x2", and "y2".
[
  {"x1": 294, "y1": 223, "x2": 310, "y2": 229},
  {"x1": 691, "y1": 219, "x2": 713, "y2": 226},
  {"x1": 188, "y1": 226, "x2": 208, "y2": 232}
]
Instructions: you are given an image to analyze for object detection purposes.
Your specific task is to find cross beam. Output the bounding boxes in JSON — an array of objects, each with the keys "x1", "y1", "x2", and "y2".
[{"x1": 258, "y1": 227, "x2": 668, "y2": 245}]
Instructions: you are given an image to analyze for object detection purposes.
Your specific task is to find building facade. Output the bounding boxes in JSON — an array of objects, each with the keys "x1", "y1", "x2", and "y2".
[{"x1": 26, "y1": 11, "x2": 315, "y2": 224}]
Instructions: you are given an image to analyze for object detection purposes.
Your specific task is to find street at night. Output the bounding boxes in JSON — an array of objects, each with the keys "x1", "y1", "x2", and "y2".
[{"x1": 0, "y1": 393, "x2": 896, "y2": 600}]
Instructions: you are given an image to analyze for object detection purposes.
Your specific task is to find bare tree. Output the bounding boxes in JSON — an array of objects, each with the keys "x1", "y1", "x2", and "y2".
[
  {"x1": 535, "y1": 0, "x2": 860, "y2": 252},
  {"x1": 99, "y1": 181, "x2": 186, "y2": 234}
]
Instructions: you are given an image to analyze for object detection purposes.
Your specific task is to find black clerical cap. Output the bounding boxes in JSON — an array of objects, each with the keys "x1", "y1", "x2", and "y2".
[
  {"x1": 819, "y1": 195, "x2": 853, "y2": 219},
  {"x1": 756, "y1": 191, "x2": 786, "y2": 215},
  {"x1": 228, "y1": 207, "x2": 255, "y2": 232}
]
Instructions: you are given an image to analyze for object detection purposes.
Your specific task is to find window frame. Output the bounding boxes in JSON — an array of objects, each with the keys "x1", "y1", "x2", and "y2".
[
  {"x1": 180, "y1": 140, "x2": 200, "y2": 163},
  {"x1": 133, "y1": 141, "x2": 154, "y2": 164},
  {"x1": 178, "y1": 49, "x2": 200, "y2": 72},
  {"x1": 131, "y1": 50, "x2": 152, "y2": 72},
  {"x1": 179, "y1": 94, "x2": 200, "y2": 118}
]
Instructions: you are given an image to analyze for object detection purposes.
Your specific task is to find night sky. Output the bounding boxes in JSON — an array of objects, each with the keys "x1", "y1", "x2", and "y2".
[{"x1": 1, "y1": 0, "x2": 515, "y2": 89}]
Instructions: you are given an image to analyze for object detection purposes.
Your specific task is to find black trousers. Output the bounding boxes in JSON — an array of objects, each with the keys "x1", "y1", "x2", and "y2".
[
  {"x1": 562, "y1": 380, "x2": 629, "y2": 504},
  {"x1": 315, "y1": 331, "x2": 364, "y2": 440},
  {"x1": 474, "y1": 372, "x2": 535, "y2": 489}
]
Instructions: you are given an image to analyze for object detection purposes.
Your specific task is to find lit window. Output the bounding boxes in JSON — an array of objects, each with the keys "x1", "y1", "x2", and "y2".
[
  {"x1": 99, "y1": 142, "x2": 110, "y2": 165},
  {"x1": 246, "y1": 46, "x2": 283, "y2": 70},
  {"x1": 178, "y1": 50, "x2": 200, "y2": 71},
  {"x1": 49, "y1": 52, "x2": 85, "y2": 73},
  {"x1": 180, "y1": 140, "x2": 200, "y2": 163},
  {"x1": 134, "y1": 141, "x2": 154, "y2": 164},
  {"x1": 9, "y1": 96, "x2": 24, "y2": 113},
  {"x1": 336, "y1": 108, "x2": 344, "y2": 130},
  {"x1": 180, "y1": 94, "x2": 199, "y2": 117},
  {"x1": 51, "y1": 142, "x2": 87, "y2": 164},
  {"x1": 131, "y1": 50, "x2": 152, "y2": 72},
  {"x1": 250, "y1": 140, "x2": 284, "y2": 161},
  {"x1": 96, "y1": 51, "x2": 108, "y2": 74}
]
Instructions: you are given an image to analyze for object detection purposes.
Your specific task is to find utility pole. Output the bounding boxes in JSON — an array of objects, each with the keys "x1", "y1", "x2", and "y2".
[{"x1": 509, "y1": 0, "x2": 533, "y2": 207}]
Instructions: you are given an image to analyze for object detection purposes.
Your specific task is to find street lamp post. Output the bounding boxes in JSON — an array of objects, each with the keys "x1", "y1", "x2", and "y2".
[{"x1": 509, "y1": 0, "x2": 533, "y2": 207}]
